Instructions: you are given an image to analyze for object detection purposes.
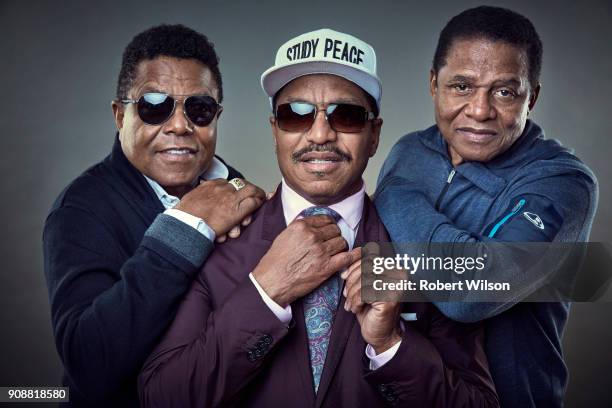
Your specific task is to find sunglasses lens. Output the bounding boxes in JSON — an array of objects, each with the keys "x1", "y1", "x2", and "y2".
[
  {"x1": 137, "y1": 93, "x2": 175, "y2": 125},
  {"x1": 184, "y1": 95, "x2": 219, "y2": 127},
  {"x1": 276, "y1": 102, "x2": 316, "y2": 132},
  {"x1": 328, "y1": 104, "x2": 368, "y2": 133}
]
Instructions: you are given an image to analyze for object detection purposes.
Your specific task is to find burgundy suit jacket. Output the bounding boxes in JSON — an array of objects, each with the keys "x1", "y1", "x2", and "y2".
[{"x1": 139, "y1": 188, "x2": 499, "y2": 407}]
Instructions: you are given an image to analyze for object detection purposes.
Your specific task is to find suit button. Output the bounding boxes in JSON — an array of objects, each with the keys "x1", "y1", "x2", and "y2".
[
  {"x1": 254, "y1": 349, "x2": 264, "y2": 358},
  {"x1": 378, "y1": 384, "x2": 387, "y2": 393},
  {"x1": 247, "y1": 350, "x2": 256, "y2": 362},
  {"x1": 262, "y1": 335, "x2": 273, "y2": 345},
  {"x1": 254, "y1": 342, "x2": 266, "y2": 352}
]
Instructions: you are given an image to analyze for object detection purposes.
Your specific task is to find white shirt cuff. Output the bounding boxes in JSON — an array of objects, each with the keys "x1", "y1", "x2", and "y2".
[
  {"x1": 249, "y1": 273, "x2": 292, "y2": 324},
  {"x1": 365, "y1": 340, "x2": 402, "y2": 370},
  {"x1": 365, "y1": 320, "x2": 406, "y2": 370},
  {"x1": 164, "y1": 208, "x2": 216, "y2": 242}
]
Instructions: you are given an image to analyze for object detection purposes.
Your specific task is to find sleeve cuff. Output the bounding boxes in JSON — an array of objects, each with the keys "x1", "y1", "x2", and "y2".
[
  {"x1": 249, "y1": 273, "x2": 292, "y2": 324},
  {"x1": 164, "y1": 208, "x2": 216, "y2": 241},
  {"x1": 365, "y1": 320, "x2": 406, "y2": 370},
  {"x1": 365, "y1": 340, "x2": 402, "y2": 370},
  {"x1": 144, "y1": 214, "x2": 213, "y2": 269}
]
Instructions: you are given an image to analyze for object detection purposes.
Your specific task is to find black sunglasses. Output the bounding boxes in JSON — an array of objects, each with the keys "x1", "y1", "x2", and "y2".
[
  {"x1": 121, "y1": 92, "x2": 222, "y2": 127},
  {"x1": 275, "y1": 102, "x2": 376, "y2": 133}
]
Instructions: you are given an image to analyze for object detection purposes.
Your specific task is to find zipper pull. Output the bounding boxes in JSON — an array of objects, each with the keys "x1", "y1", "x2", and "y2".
[
  {"x1": 447, "y1": 169, "x2": 457, "y2": 183},
  {"x1": 434, "y1": 169, "x2": 457, "y2": 211}
]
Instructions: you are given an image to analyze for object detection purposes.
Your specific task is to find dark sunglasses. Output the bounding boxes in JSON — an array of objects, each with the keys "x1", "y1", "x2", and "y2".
[
  {"x1": 275, "y1": 102, "x2": 376, "y2": 133},
  {"x1": 121, "y1": 92, "x2": 222, "y2": 127}
]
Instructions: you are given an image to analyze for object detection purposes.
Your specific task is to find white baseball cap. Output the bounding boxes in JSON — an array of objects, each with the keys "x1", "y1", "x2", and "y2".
[{"x1": 261, "y1": 28, "x2": 381, "y2": 110}]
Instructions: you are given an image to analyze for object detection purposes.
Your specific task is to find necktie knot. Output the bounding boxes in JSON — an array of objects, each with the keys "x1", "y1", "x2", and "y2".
[{"x1": 299, "y1": 206, "x2": 341, "y2": 223}]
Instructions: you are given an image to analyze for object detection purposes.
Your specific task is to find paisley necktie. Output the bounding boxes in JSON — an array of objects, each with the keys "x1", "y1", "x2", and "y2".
[{"x1": 299, "y1": 206, "x2": 342, "y2": 392}]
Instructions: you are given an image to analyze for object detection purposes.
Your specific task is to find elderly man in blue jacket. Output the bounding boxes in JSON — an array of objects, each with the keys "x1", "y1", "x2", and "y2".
[{"x1": 374, "y1": 6, "x2": 598, "y2": 408}]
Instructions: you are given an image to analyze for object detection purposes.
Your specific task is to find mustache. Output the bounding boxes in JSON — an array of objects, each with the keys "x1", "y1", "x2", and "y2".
[{"x1": 291, "y1": 144, "x2": 352, "y2": 162}]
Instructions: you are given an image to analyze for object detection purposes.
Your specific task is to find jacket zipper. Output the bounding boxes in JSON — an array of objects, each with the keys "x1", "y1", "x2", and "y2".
[{"x1": 434, "y1": 169, "x2": 456, "y2": 211}]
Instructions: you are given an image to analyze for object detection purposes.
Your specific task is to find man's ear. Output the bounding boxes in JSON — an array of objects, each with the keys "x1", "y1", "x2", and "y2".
[
  {"x1": 368, "y1": 118, "x2": 383, "y2": 157},
  {"x1": 111, "y1": 100, "x2": 124, "y2": 131},
  {"x1": 429, "y1": 69, "x2": 438, "y2": 99},
  {"x1": 528, "y1": 83, "x2": 541, "y2": 111}
]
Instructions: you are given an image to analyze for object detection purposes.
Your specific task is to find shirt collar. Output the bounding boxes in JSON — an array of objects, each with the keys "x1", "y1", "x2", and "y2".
[
  {"x1": 280, "y1": 179, "x2": 365, "y2": 230},
  {"x1": 202, "y1": 156, "x2": 229, "y2": 180},
  {"x1": 144, "y1": 156, "x2": 229, "y2": 209}
]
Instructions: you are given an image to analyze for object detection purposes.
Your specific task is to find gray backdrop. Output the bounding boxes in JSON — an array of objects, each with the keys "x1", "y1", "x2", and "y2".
[{"x1": 1, "y1": 0, "x2": 610, "y2": 406}]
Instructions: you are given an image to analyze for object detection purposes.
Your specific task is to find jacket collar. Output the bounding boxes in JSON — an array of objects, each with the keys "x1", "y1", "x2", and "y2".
[
  {"x1": 419, "y1": 120, "x2": 544, "y2": 161},
  {"x1": 105, "y1": 133, "x2": 164, "y2": 213},
  {"x1": 418, "y1": 120, "x2": 558, "y2": 197},
  {"x1": 106, "y1": 133, "x2": 237, "y2": 212}
]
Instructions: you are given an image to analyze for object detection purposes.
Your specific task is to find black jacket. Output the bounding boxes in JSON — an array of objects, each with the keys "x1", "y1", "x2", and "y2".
[{"x1": 43, "y1": 136, "x2": 243, "y2": 407}]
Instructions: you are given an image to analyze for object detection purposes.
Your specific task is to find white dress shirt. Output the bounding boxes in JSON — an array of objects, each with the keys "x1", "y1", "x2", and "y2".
[
  {"x1": 249, "y1": 179, "x2": 401, "y2": 370},
  {"x1": 144, "y1": 156, "x2": 229, "y2": 242}
]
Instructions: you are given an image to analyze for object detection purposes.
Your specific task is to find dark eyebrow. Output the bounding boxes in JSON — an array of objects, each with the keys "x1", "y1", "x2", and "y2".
[
  {"x1": 492, "y1": 79, "x2": 522, "y2": 88},
  {"x1": 448, "y1": 75, "x2": 474, "y2": 83},
  {"x1": 446, "y1": 75, "x2": 523, "y2": 89}
]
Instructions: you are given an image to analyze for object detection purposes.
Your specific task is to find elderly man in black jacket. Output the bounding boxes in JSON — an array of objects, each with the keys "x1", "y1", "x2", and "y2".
[{"x1": 43, "y1": 24, "x2": 265, "y2": 407}]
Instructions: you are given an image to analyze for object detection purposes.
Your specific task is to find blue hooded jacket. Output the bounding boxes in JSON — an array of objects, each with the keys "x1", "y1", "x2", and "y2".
[{"x1": 374, "y1": 120, "x2": 598, "y2": 407}]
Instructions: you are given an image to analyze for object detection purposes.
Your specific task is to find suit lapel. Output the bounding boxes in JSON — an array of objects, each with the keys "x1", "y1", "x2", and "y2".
[
  {"x1": 314, "y1": 196, "x2": 383, "y2": 407},
  {"x1": 314, "y1": 298, "x2": 356, "y2": 406},
  {"x1": 290, "y1": 299, "x2": 318, "y2": 405},
  {"x1": 106, "y1": 135, "x2": 164, "y2": 224},
  {"x1": 262, "y1": 184, "x2": 287, "y2": 242},
  {"x1": 261, "y1": 185, "x2": 317, "y2": 404}
]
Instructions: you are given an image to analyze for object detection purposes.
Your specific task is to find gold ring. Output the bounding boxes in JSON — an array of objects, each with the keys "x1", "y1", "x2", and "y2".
[{"x1": 228, "y1": 178, "x2": 246, "y2": 191}]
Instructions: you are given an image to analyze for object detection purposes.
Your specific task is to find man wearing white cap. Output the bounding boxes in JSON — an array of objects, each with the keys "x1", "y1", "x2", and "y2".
[{"x1": 139, "y1": 28, "x2": 499, "y2": 407}]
